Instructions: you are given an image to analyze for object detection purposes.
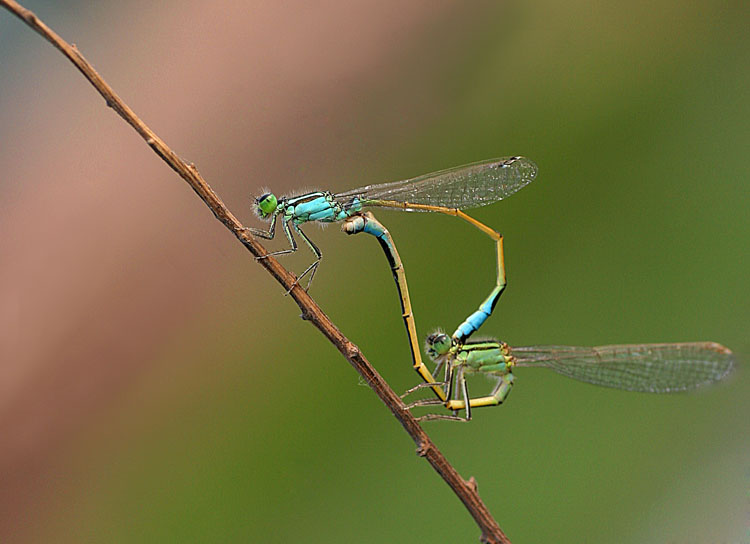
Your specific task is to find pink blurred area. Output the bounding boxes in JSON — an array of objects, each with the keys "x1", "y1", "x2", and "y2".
[{"x1": 0, "y1": 1, "x2": 456, "y2": 538}]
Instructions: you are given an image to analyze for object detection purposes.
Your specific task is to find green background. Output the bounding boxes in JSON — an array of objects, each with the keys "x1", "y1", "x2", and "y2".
[{"x1": 1, "y1": 1, "x2": 748, "y2": 542}]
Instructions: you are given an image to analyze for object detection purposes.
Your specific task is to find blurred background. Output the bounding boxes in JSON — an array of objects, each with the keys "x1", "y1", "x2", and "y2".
[{"x1": 1, "y1": 1, "x2": 748, "y2": 542}]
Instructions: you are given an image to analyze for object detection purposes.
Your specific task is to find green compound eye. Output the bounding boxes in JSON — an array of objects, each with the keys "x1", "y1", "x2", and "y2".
[
  {"x1": 426, "y1": 333, "x2": 452, "y2": 358},
  {"x1": 256, "y1": 193, "x2": 278, "y2": 218}
]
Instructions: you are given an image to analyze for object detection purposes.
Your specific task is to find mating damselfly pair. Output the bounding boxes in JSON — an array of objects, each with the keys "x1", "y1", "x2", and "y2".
[{"x1": 248, "y1": 157, "x2": 734, "y2": 420}]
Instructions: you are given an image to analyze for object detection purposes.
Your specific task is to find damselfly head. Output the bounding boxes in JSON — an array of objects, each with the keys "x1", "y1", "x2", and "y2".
[
  {"x1": 255, "y1": 193, "x2": 278, "y2": 219},
  {"x1": 426, "y1": 332, "x2": 452, "y2": 359}
]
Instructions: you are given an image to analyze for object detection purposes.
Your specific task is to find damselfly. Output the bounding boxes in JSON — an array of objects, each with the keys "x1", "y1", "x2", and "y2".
[
  {"x1": 247, "y1": 157, "x2": 537, "y2": 290},
  {"x1": 413, "y1": 336, "x2": 734, "y2": 421}
]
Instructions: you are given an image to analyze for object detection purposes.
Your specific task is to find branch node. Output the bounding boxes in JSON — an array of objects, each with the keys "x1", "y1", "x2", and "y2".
[
  {"x1": 345, "y1": 343, "x2": 360, "y2": 359},
  {"x1": 416, "y1": 442, "x2": 430, "y2": 457},
  {"x1": 467, "y1": 476, "x2": 479, "y2": 493}
]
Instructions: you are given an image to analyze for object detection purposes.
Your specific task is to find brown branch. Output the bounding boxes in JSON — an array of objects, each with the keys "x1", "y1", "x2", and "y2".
[{"x1": 0, "y1": 2, "x2": 511, "y2": 542}]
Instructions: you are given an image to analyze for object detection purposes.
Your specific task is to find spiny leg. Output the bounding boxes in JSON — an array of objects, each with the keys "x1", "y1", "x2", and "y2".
[
  {"x1": 250, "y1": 219, "x2": 311, "y2": 294},
  {"x1": 418, "y1": 368, "x2": 514, "y2": 422},
  {"x1": 252, "y1": 220, "x2": 320, "y2": 293},
  {"x1": 404, "y1": 361, "x2": 459, "y2": 418},
  {"x1": 404, "y1": 398, "x2": 445, "y2": 409},
  {"x1": 292, "y1": 224, "x2": 322, "y2": 292},
  {"x1": 420, "y1": 365, "x2": 471, "y2": 422},
  {"x1": 400, "y1": 381, "x2": 449, "y2": 398},
  {"x1": 248, "y1": 217, "x2": 300, "y2": 262},
  {"x1": 416, "y1": 367, "x2": 470, "y2": 422},
  {"x1": 243, "y1": 211, "x2": 278, "y2": 240},
  {"x1": 407, "y1": 363, "x2": 515, "y2": 422},
  {"x1": 458, "y1": 366, "x2": 471, "y2": 421},
  {"x1": 400, "y1": 357, "x2": 449, "y2": 398},
  {"x1": 416, "y1": 412, "x2": 470, "y2": 423}
]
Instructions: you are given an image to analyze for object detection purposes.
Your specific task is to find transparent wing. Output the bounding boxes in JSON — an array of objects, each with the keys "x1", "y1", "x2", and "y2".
[
  {"x1": 511, "y1": 342, "x2": 734, "y2": 393},
  {"x1": 335, "y1": 156, "x2": 537, "y2": 211}
]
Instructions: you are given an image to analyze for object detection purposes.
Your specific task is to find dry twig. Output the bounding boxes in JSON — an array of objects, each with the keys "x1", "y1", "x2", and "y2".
[{"x1": 0, "y1": 2, "x2": 511, "y2": 542}]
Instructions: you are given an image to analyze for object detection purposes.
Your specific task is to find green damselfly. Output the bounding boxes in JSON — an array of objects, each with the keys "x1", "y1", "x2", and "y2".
[
  {"x1": 247, "y1": 156, "x2": 537, "y2": 290},
  {"x1": 416, "y1": 336, "x2": 735, "y2": 421}
]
